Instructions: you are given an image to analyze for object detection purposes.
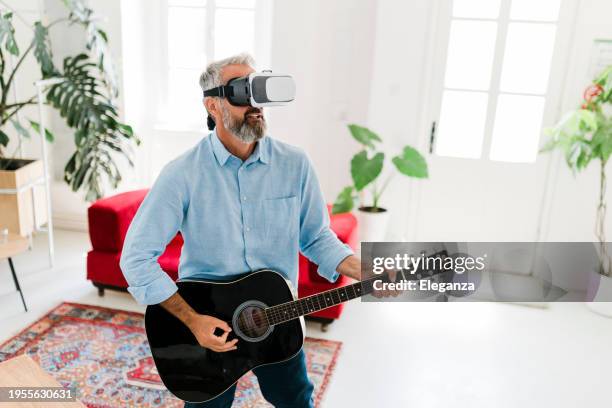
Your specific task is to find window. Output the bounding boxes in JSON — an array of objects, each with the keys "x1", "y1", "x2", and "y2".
[
  {"x1": 164, "y1": 0, "x2": 270, "y2": 128},
  {"x1": 434, "y1": 0, "x2": 562, "y2": 162}
]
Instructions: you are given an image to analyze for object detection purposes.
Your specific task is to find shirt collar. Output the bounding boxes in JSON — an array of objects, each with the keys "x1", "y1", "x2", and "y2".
[
  {"x1": 211, "y1": 129, "x2": 231, "y2": 166},
  {"x1": 210, "y1": 129, "x2": 269, "y2": 166}
]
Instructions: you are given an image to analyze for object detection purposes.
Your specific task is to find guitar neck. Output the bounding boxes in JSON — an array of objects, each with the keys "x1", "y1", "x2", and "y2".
[
  {"x1": 263, "y1": 273, "x2": 390, "y2": 326},
  {"x1": 264, "y1": 249, "x2": 448, "y2": 326}
]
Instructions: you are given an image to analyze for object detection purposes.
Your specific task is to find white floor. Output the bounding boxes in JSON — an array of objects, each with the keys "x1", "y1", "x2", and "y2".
[{"x1": 1, "y1": 230, "x2": 611, "y2": 408}]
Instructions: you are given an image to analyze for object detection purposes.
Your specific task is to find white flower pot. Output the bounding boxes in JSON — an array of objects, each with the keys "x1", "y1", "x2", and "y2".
[
  {"x1": 586, "y1": 274, "x2": 612, "y2": 317},
  {"x1": 357, "y1": 207, "x2": 390, "y2": 243}
]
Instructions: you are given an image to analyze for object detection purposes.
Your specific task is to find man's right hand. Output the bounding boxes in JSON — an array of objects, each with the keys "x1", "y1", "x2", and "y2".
[
  {"x1": 186, "y1": 314, "x2": 238, "y2": 352},
  {"x1": 160, "y1": 292, "x2": 238, "y2": 352}
]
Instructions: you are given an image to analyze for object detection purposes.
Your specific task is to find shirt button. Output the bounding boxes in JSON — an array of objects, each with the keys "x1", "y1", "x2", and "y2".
[
  {"x1": 246, "y1": 227, "x2": 251, "y2": 232},
  {"x1": 242, "y1": 196, "x2": 247, "y2": 201}
]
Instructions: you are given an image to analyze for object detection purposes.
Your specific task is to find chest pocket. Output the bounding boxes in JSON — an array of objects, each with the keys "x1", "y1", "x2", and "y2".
[{"x1": 263, "y1": 196, "x2": 298, "y2": 241}]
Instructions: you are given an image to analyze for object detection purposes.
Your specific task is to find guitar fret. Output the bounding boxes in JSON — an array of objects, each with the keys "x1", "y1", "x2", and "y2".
[
  {"x1": 311, "y1": 295, "x2": 320, "y2": 311},
  {"x1": 338, "y1": 287, "x2": 348, "y2": 302},
  {"x1": 331, "y1": 289, "x2": 341, "y2": 305},
  {"x1": 291, "y1": 302, "x2": 299, "y2": 318},
  {"x1": 271, "y1": 307, "x2": 279, "y2": 325},
  {"x1": 281, "y1": 305, "x2": 289, "y2": 322},
  {"x1": 317, "y1": 293, "x2": 325, "y2": 310},
  {"x1": 307, "y1": 297, "x2": 316, "y2": 313},
  {"x1": 303, "y1": 299, "x2": 308, "y2": 315},
  {"x1": 324, "y1": 293, "x2": 330, "y2": 308},
  {"x1": 269, "y1": 308, "x2": 276, "y2": 325},
  {"x1": 346, "y1": 284, "x2": 356, "y2": 299},
  {"x1": 324, "y1": 292, "x2": 332, "y2": 307},
  {"x1": 306, "y1": 297, "x2": 315, "y2": 313},
  {"x1": 278, "y1": 306, "x2": 285, "y2": 323}
]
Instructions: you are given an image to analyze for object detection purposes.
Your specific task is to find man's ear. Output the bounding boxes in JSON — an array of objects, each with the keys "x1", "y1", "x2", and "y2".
[{"x1": 204, "y1": 97, "x2": 218, "y2": 119}]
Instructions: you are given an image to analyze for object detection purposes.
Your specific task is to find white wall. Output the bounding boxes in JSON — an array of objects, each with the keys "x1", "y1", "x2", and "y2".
[
  {"x1": 365, "y1": 0, "x2": 433, "y2": 240},
  {"x1": 267, "y1": 0, "x2": 377, "y2": 199}
]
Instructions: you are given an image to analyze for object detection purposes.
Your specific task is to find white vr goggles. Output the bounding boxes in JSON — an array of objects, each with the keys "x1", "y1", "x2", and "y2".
[{"x1": 204, "y1": 71, "x2": 296, "y2": 108}]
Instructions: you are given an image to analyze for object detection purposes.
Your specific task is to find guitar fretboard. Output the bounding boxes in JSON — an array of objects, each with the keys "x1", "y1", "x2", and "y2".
[
  {"x1": 263, "y1": 273, "x2": 395, "y2": 326},
  {"x1": 264, "y1": 249, "x2": 448, "y2": 326}
]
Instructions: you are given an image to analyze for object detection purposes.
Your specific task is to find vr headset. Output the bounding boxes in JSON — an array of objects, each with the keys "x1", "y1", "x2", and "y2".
[{"x1": 204, "y1": 71, "x2": 296, "y2": 108}]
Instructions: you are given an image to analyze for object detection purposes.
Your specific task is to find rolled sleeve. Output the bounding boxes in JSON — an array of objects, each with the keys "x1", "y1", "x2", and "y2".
[
  {"x1": 119, "y1": 162, "x2": 186, "y2": 305},
  {"x1": 312, "y1": 241, "x2": 353, "y2": 282},
  {"x1": 298, "y1": 155, "x2": 354, "y2": 282},
  {"x1": 127, "y1": 271, "x2": 178, "y2": 305}
]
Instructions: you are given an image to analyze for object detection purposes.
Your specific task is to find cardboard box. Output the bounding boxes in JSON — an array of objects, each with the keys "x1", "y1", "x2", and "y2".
[{"x1": 0, "y1": 158, "x2": 48, "y2": 237}]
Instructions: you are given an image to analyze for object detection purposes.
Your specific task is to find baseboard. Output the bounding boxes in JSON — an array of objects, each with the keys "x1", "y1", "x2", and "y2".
[{"x1": 52, "y1": 212, "x2": 88, "y2": 232}]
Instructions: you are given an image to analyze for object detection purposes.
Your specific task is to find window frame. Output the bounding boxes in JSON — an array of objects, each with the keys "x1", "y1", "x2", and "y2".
[
  {"x1": 157, "y1": 0, "x2": 273, "y2": 130},
  {"x1": 425, "y1": 0, "x2": 579, "y2": 163}
]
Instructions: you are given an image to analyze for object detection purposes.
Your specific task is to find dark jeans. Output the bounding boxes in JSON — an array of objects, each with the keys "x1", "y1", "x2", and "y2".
[{"x1": 184, "y1": 350, "x2": 314, "y2": 408}]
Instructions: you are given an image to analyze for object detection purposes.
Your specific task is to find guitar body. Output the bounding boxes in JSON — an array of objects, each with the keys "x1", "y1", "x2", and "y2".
[{"x1": 145, "y1": 270, "x2": 304, "y2": 403}]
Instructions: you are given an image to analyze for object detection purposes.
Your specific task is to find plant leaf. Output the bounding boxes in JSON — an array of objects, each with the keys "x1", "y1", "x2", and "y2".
[
  {"x1": 0, "y1": 129, "x2": 9, "y2": 146},
  {"x1": 348, "y1": 124, "x2": 381, "y2": 149},
  {"x1": 351, "y1": 150, "x2": 384, "y2": 191},
  {"x1": 539, "y1": 136, "x2": 558, "y2": 153},
  {"x1": 62, "y1": 0, "x2": 118, "y2": 97},
  {"x1": 0, "y1": 12, "x2": 19, "y2": 56},
  {"x1": 392, "y1": 146, "x2": 428, "y2": 178},
  {"x1": 577, "y1": 109, "x2": 597, "y2": 131},
  {"x1": 47, "y1": 54, "x2": 137, "y2": 201},
  {"x1": 332, "y1": 186, "x2": 355, "y2": 214},
  {"x1": 11, "y1": 119, "x2": 30, "y2": 139},
  {"x1": 33, "y1": 22, "x2": 58, "y2": 77},
  {"x1": 29, "y1": 120, "x2": 55, "y2": 142}
]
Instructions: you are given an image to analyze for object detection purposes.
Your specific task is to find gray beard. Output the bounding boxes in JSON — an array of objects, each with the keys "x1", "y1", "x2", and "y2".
[{"x1": 220, "y1": 104, "x2": 266, "y2": 143}]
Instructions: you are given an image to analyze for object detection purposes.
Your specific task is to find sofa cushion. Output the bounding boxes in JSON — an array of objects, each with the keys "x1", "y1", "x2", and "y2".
[
  {"x1": 88, "y1": 189, "x2": 149, "y2": 252},
  {"x1": 87, "y1": 243, "x2": 181, "y2": 288}
]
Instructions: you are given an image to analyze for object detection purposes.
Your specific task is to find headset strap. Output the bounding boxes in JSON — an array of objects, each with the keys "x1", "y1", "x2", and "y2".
[{"x1": 203, "y1": 85, "x2": 233, "y2": 98}]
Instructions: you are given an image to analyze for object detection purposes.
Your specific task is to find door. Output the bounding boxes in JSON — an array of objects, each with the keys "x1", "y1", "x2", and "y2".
[{"x1": 412, "y1": 0, "x2": 578, "y2": 242}]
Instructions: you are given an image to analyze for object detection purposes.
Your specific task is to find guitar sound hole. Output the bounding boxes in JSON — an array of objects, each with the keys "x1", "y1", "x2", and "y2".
[{"x1": 232, "y1": 301, "x2": 273, "y2": 342}]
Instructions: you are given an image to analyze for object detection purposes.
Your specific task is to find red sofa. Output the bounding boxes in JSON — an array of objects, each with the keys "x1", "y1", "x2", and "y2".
[{"x1": 87, "y1": 189, "x2": 358, "y2": 328}]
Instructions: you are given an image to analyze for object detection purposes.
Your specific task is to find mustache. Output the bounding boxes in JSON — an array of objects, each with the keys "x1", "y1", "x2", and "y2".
[{"x1": 244, "y1": 108, "x2": 263, "y2": 117}]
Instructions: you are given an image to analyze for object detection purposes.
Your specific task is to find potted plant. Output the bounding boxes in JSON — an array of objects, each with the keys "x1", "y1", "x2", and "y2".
[
  {"x1": 541, "y1": 65, "x2": 612, "y2": 315},
  {"x1": 332, "y1": 124, "x2": 428, "y2": 242},
  {"x1": 0, "y1": 1, "x2": 138, "y2": 235}
]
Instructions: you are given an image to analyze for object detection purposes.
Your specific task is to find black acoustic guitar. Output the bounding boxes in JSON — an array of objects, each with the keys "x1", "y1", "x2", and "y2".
[{"x1": 145, "y1": 253, "x2": 447, "y2": 403}]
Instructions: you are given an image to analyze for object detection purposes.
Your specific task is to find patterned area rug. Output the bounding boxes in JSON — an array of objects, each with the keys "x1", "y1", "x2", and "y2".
[{"x1": 0, "y1": 302, "x2": 342, "y2": 407}]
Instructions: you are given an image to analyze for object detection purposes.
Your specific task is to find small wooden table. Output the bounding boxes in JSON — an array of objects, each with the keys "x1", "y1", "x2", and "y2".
[
  {"x1": 0, "y1": 355, "x2": 85, "y2": 407},
  {"x1": 0, "y1": 232, "x2": 29, "y2": 311}
]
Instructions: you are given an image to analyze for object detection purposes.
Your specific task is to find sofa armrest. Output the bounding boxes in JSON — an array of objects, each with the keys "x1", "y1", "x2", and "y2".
[{"x1": 88, "y1": 189, "x2": 150, "y2": 252}]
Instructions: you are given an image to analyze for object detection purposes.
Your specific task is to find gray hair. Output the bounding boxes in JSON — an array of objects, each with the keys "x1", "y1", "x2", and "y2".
[{"x1": 199, "y1": 53, "x2": 256, "y2": 97}]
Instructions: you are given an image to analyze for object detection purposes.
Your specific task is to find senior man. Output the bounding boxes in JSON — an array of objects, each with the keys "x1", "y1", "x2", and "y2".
[{"x1": 120, "y1": 53, "x2": 363, "y2": 407}]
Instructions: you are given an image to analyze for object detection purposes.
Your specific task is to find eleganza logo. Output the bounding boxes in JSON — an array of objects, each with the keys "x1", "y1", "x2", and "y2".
[{"x1": 360, "y1": 242, "x2": 612, "y2": 303}]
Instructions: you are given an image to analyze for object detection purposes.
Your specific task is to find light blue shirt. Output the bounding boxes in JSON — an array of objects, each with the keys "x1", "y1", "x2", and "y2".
[{"x1": 120, "y1": 130, "x2": 353, "y2": 305}]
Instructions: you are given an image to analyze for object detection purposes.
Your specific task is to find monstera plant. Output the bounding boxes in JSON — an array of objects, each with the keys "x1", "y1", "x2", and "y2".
[
  {"x1": 0, "y1": 0, "x2": 138, "y2": 201},
  {"x1": 541, "y1": 66, "x2": 612, "y2": 277}
]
